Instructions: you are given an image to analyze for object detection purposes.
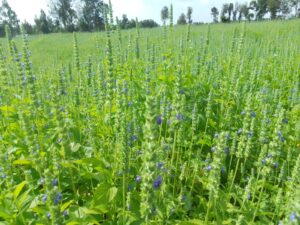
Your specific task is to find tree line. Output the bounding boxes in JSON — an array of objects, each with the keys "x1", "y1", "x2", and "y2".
[
  {"x1": 211, "y1": 0, "x2": 300, "y2": 23},
  {"x1": 0, "y1": 0, "x2": 159, "y2": 37},
  {"x1": 0, "y1": 0, "x2": 299, "y2": 37}
]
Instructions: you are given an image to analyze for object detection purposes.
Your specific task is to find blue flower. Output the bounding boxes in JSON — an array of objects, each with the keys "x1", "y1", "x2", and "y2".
[
  {"x1": 226, "y1": 133, "x2": 230, "y2": 140},
  {"x1": 63, "y1": 210, "x2": 68, "y2": 217},
  {"x1": 157, "y1": 162, "x2": 163, "y2": 169},
  {"x1": 251, "y1": 112, "x2": 256, "y2": 118},
  {"x1": 42, "y1": 194, "x2": 47, "y2": 202},
  {"x1": 131, "y1": 135, "x2": 137, "y2": 142},
  {"x1": 261, "y1": 159, "x2": 266, "y2": 166},
  {"x1": 135, "y1": 175, "x2": 141, "y2": 183},
  {"x1": 214, "y1": 133, "x2": 219, "y2": 138},
  {"x1": 221, "y1": 166, "x2": 225, "y2": 173},
  {"x1": 237, "y1": 128, "x2": 242, "y2": 136},
  {"x1": 211, "y1": 146, "x2": 216, "y2": 152},
  {"x1": 176, "y1": 114, "x2": 184, "y2": 121},
  {"x1": 224, "y1": 147, "x2": 229, "y2": 154},
  {"x1": 247, "y1": 194, "x2": 251, "y2": 200},
  {"x1": 274, "y1": 162, "x2": 278, "y2": 169},
  {"x1": 52, "y1": 179, "x2": 58, "y2": 187},
  {"x1": 54, "y1": 192, "x2": 62, "y2": 205},
  {"x1": 1, "y1": 174, "x2": 6, "y2": 179},
  {"x1": 157, "y1": 116, "x2": 162, "y2": 125},
  {"x1": 248, "y1": 131, "x2": 253, "y2": 139},
  {"x1": 153, "y1": 176, "x2": 162, "y2": 189},
  {"x1": 47, "y1": 212, "x2": 51, "y2": 219},
  {"x1": 290, "y1": 212, "x2": 296, "y2": 222},
  {"x1": 206, "y1": 165, "x2": 212, "y2": 171}
]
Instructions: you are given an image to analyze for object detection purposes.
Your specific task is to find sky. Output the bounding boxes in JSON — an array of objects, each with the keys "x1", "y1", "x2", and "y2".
[{"x1": 6, "y1": 0, "x2": 231, "y2": 24}]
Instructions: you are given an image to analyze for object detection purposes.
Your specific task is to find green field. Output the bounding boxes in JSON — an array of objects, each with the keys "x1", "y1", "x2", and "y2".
[{"x1": 0, "y1": 19, "x2": 299, "y2": 224}]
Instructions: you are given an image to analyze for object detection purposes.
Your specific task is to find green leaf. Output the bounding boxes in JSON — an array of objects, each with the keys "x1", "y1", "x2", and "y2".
[
  {"x1": 13, "y1": 159, "x2": 32, "y2": 165},
  {"x1": 108, "y1": 187, "x2": 118, "y2": 202},
  {"x1": 14, "y1": 181, "x2": 27, "y2": 200},
  {"x1": 176, "y1": 220, "x2": 205, "y2": 225},
  {"x1": 61, "y1": 200, "x2": 74, "y2": 212}
]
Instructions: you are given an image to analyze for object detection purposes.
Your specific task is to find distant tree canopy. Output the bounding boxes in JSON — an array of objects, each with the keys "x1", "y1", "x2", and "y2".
[
  {"x1": 0, "y1": 0, "x2": 19, "y2": 36},
  {"x1": 214, "y1": 0, "x2": 300, "y2": 23},
  {"x1": 77, "y1": 0, "x2": 108, "y2": 32},
  {"x1": 161, "y1": 6, "x2": 169, "y2": 24},
  {"x1": 177, "y1": 13, "x2": 187, "y2": 25}
]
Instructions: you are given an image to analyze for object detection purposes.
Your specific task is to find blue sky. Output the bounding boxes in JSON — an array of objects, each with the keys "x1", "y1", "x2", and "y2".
[{"x1": 7, "y1": 0, "x2": 231, "y2": 24}]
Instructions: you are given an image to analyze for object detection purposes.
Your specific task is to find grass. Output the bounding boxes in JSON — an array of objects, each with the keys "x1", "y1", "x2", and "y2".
[{"x1": 0, "y1": 19, "x2": 299, "y2": 224}]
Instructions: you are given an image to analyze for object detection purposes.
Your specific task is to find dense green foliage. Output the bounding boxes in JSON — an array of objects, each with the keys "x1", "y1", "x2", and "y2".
[{"x1": 0, "y1": 19, "x2": 299, "y2": 224}]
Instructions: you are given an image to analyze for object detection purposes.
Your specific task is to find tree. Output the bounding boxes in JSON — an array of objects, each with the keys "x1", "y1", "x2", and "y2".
[
  {"x1": 177, "y1": 13, "x2": 187, "y2": 25},
  {"x1": 211, "y1": 7, "x2": 219, "y2": 23},
  {"x1": 50, "y1": 0, "x2": 77, "y2": 32},
  {"x1": 187, "y1": 6, "x2": 193, "y2": 24},
  {"x1": 240, "y1": 3, "x2": 250, "y2": 21},
  {"x1": 233, "y1": 3, "x2": 240, "y2": 21},
  {"x1": 140, "y1": 19, "x2": 159, "y2": 28},
  {"x1": 279, "y1": 0, "x2": 291, "y2": 18},
  {"x1": 34, "y1": 10, "x2": 51, "y2": 33},
  {"x1": 120, "y1": 14, "x2": 129, "y2": 29},
  {"x1": 267, "y1": 0, "x2": 281, "y2": 19},
  {"x1": 256, "y1": 0, "x2": 268, "y2": 20},
  {"x1": 22, "y1": 21, "x2": 34, "y2": 34},
  {"x1": 289, "y1": 0, "x2": 300, "y2": 17},
  {"x1": 78, "y1": 0, "x2": 107, "y2": 31},
  {"x1": 221, "y1": 3, "x2": 230, "y2": 22},
  {"x1": 249, "y1": 1, "x2": 259, "y2": 20},
  {"x1": 161, "y1": 6, "x2": 169, "y2": 24},
  {"x1": 228, "y1": 3, "x2": 234, "y2": 21},
  {"x1": 0, "y1": 0, "x2": 19, "y2": 36}
]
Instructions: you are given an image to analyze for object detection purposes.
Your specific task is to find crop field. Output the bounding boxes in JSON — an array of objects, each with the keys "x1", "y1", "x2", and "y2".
[{"x1": 0, "y1": 19, "x2": 299, "y2": 224}]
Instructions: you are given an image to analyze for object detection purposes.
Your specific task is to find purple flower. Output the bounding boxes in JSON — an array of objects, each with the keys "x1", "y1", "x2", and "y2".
[
  {"x1": 290, "y1": 212, "x2": 296, "y2": 222},
  {"x1": 221, "y1": 166, "x2": 225, "y2": 173},
  {"x1": 54, "y1": 192, "x2": 62, "y2": 205},
  {"x1": 63, "y1": 210, "x2": 68, "y2": 217},
  {"x1": 157, "y1": 116, "x2": 162, "y2": 125},
  {"x1": 136, "y1": 175, "x2": 141, "y2": 183},
  {"x1": 247, "y1": 194, "x2": 251, "y2": 200},
  {"x1": 248, "y1": 131, "x2": 253, "y2": 139},
  {"x1": 131, "y1": 135, "x2": 137, "y2": 142},
  {"x1": 153, "y1": 176, "x2": 162, "y2": 189},
  {"x1": 226, "y1": 133, "x2": 230, "y2": 140},
  {"x1": 206, "y1": 165, "x2": 212, "y2": 171},
  {"x1": 52, "y1": 179, "x2": 58, "y2": 187},
  {"x1": 211, "y1": 146, "x2": 216, "y2": 152},
  {"x1": 237, "y1": 128, "x2": 242, "y2": 136},
  {"x1": 42, "y1": 194, "x2": 47, "y2": 202},
  {"x1": 176, "y1": 114, "x2": 184, "y2": 121},
  {"x1": 181, "y1": 195, "x2": 186, "y2": 202},
  {"x1": 157, "y1": 162, "x2": 163, "y2": 169}
]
